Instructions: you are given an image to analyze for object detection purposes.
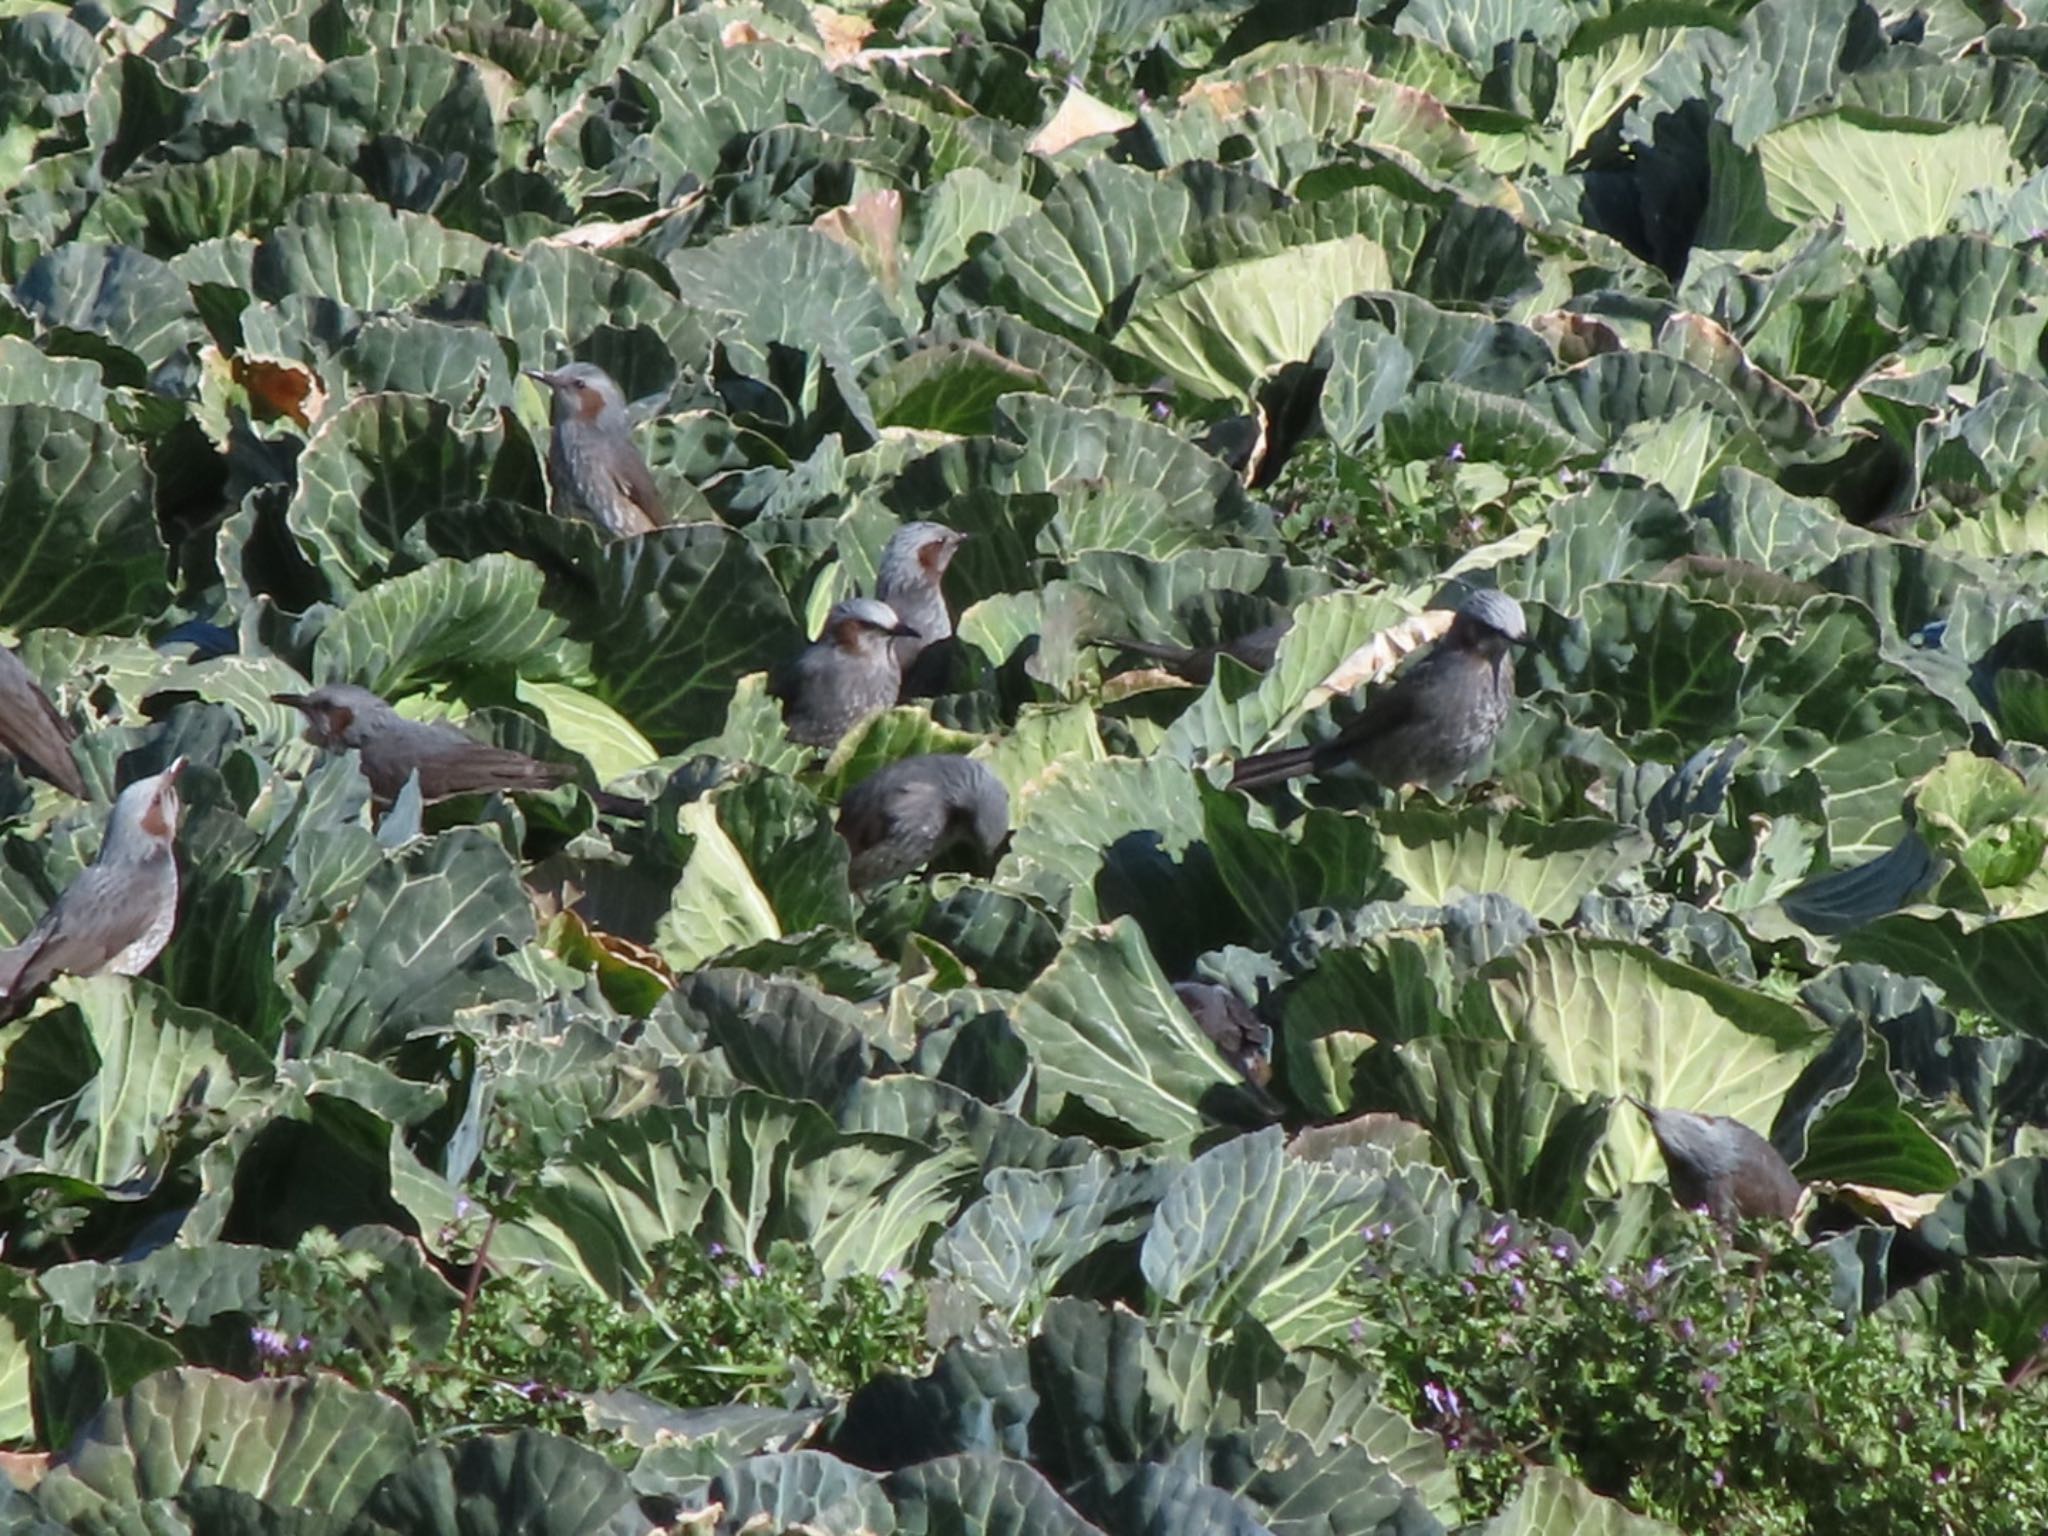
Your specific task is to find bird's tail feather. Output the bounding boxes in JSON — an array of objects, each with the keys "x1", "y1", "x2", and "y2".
[
  {"x1": 1094, "y1": 636, "x2": 1197, "y2": 665},
  {"x1": 1229, "y1": 744, "x2": 1320, "y2": 791},
  {"x1": 591, "y1": 788, "x2": 650, "y2": 819},
  {"x1": 0, "y1": 941, "x2": 27, "y2": 998}
]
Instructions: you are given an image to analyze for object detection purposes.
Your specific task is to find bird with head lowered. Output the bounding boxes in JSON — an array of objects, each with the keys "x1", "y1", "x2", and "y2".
[{"x1": 837, "y1": 753, "x2": 1009, "y2": 890}]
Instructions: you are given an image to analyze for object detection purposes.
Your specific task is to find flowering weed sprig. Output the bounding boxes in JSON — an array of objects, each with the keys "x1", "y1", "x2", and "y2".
[
  {"x1": 1340, "y1": 1212, "x2": 2048, "y2": 1534},
  {"x1": 242, "y1": 1229, "x2": 928, "y2": 1441}
]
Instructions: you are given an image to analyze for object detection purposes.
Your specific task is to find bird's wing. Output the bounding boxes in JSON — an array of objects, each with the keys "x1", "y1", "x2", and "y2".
[
  {"x1": 0, "y1": 654, "x2": 85, "y2": 798},
  {"x1": 765, "y1": 646, "x2": 812, "y2": 703},
  {"x1": 0, "y1": 940, "x2": 31, "y2": 996},
  {"x1": 1315, "y1": 658, "x2": 1430, "y2": 752},
  {"x1": 414, "y1": 743, "x2": 575, "y2": 802},
  {"x1": 835, "y1": 780, "x2": 896, "y2": 857},
  {"x1": 2, "y1": 867, "x2": 149, "y2": 1003},
  {"x1": 1225, "y1": 622, "x2": 1290, "y2": 673},
  {"x1": 609, "y1": 449, "x2": 669, "y2": 531},
  {"x1": 1230, "y1": 650, "x2": 1431, "y2": 790}
]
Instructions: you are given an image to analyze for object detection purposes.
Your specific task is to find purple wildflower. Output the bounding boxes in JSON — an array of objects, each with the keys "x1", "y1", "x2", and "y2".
[
  {"x1": 1446, "y1": 442, "x2": 1466, "y2": 463},
  {"x1": 1700, "y1": 1371, "x2": 1722, "y2": 1395},
  {"x1": 249, "y1": 1326, "x2": 305, "y2": 1362},
  {"x1": 1676, "y1": 1317, "x2": 1697, "y2": 1342},
  {"x1": 1422, "y1": 1380, "x2": 1463, "y2": 1417}
]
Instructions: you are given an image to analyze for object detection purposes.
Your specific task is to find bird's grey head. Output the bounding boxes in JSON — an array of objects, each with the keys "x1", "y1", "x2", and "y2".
[
  {"x1": 1453, "y1": 589, "x2": 1529, "y2": 645},
  {"x1": 272, "y1": 683, "x2": 395, "y2": 752},
  {"x1": 824, "y1": 598, "x2": 919, "y2": 653},
  {"x1": 939, "y1": 756, "x2": 1010, "y2": 856},
  {"x1": 524, "y1": 362, "x2": 629, "y2": 427},
  {"x1": 879, "y1": 522, "x2": 967, "y2": 589},
  {"x1": 104, "y1": 756, "x2": 186, "y2": 861},
  {"x1": 1630, "y1": 1098, "x2": 1742, "y2": 1180}
]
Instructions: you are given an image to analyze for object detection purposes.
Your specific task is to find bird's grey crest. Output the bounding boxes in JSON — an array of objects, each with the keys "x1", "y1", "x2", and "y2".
[
  {"x1": 106, "y1": 756, "x2": 186, "y2": 858},
  {"x1": 828, "y1": 597, "x2": 915, "y2": 637},
  {"x1": 1457, "y1": 588, "x2": 1527, "y2": 642},
  {"x1": 525, "y1": 362, "x2": 629, "y2": 418},
  {"x1": 880, "y1": 521, "x2": 963, "y2": 568}
]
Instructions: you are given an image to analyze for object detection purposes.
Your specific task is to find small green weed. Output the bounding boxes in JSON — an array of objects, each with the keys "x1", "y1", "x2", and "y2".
[{"x1": 1342, "y1": 1214, "x2": 2048, "y2": 1535}]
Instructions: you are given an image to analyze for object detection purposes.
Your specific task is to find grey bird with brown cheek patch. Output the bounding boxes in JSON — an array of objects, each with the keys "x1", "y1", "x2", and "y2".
[
  {"x1": 875, "y1": 522, "x2": 968, "y2": 696},
  {"x1": 1096, "y1": 619, "x2": 1292, "y2": 686},
  {"x1": 1630, "y1": 1097, "x2": 1802, "y2": 1225},
  {"x1": 770, "y1": 598, "x2": 918, "y2": 750},
  {"x1": 0, "y1": 758, "x2": 185, "y2": 1018},
  {"x1": 526, "y1": 362, "x2": 668, "y2": 537},
  {"x1": 0, "y1": 645, "x2": 85, "y2": 798},
  {"x1": 837, "y1": 754, "x2": 1010, "y2": 890},
  {"x1": 274, "y1": 684, "x2": 577, "y2": 809},
  {"x1": 1230, "y1": 590, "x2": 1527, "y2": 794}
]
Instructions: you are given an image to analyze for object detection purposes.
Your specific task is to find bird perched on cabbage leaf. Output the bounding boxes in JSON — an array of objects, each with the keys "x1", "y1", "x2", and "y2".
[
  {"x1": 274, "y1": 685, "x2": 578, "y2": 809},
  {"x1": 836, "y1": 754, "x2": 1009, "y2": 890},
  {"x1": 771, "y1": 599, "x2": 919, "y2": 750},
  {"x1": 1229, "y1": 590, "x2": 1527, "y2": 793},
  {"x1": 527, "y1": 362, "x2": 667, "y2": 538},
  {"x1": 0, "y1": 645, "x2": 85, "y2": 798},
  {"x1": 875, "y1": 522, "x2": 968, "y2": 697},
  {"x1": 1630, "y1": 1097, "x2": 1802, "y2": 1225},
  {"x1": 0, "y1": 758, "x2": 185, "y2": 1019}
]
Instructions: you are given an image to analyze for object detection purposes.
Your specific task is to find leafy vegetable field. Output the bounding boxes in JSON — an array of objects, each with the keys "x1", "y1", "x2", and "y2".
[{"x1": 5, "y1": 0, "x2": 2048, "y2": 1530}]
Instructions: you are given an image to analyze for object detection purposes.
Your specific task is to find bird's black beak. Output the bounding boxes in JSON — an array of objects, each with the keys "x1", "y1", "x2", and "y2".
[
  {"x1": 522, "y1": 367, "x2": 558, "y2": 388},
  {"x1": 271, "y1": 692, "x2": 310, "y2": 711},
  {"x1": 161, "y1": 755, "x2": 188, "y2": 785},
  {"x1": 890, "y1": 621, "x2": 922, "y2": 638}
]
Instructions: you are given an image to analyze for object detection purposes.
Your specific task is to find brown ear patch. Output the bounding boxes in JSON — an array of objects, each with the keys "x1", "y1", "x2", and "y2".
[
  {"x1": 139, "y1": 790, "x2": 174, "y2": 841},
  {"x1": 328, "y1": 703, "x2": 355, "y2": 736}
]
